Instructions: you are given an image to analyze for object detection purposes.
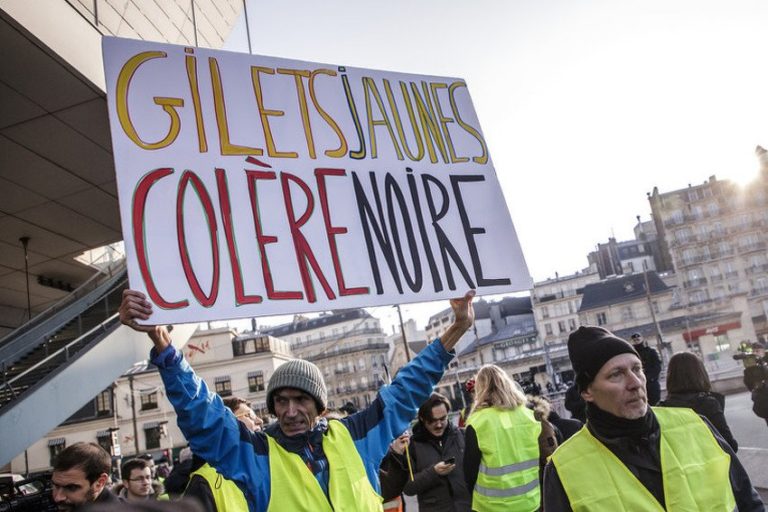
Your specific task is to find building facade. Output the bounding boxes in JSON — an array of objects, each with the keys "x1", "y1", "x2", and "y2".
[
  {"x1": 649, "y1": 153, "x2": 768, "y2": 341},
  {"x1": 265, "y1": 310, "x2": 391, "y2": 411},
  {"x1": 10, "y1": 327, "x2": 292, "y2": 474}
]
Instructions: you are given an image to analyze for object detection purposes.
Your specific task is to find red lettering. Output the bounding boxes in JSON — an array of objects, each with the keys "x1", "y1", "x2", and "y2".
[
  {"x1": 215, "y1": 168, "x2": 262, "y2": 305},
  {"x1": 176, "y1": 171, "x2": 220, "y2": 307},
  {"x1": 246, "y1": 161, "x2": 302, "y2": 300},
  {"x1": 315, "y1": 168, "x2": 368, "y2": 296},
  {"x1": 280, "y1": 172, "x2": 336, "y2": 303},
  {"x1": 132, "y1": 168, "x2": 188, "y2": 309}
]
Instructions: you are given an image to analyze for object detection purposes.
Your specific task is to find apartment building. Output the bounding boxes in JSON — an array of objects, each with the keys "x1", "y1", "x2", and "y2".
[
  {"x1": 577, "y1": 272, "x2": 756, "y2": 367},
  {"x1": 265, "y1": 310, "x2": 390, "y2": 411},
  {"x1": 648, "y1": 150, "x2": 768, "y2": 341},
  {"x1": 10, "y1": 327, "x2": 292, "y2": 474}
]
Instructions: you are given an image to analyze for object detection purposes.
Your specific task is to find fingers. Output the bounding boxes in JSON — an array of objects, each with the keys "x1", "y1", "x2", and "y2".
[{"x1": 119, "y1": 289, "x2": 154, "y2": 331}]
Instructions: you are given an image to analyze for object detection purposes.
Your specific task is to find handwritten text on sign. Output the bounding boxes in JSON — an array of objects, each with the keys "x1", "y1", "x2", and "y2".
[{"x1": 102, "y1": 37, "x2": 531, "y2": 324}]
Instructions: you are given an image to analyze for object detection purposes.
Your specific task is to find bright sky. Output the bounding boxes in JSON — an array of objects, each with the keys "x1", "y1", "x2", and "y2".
[{"x1": 221, "y1": 0, "x2": 768, "y2": 332}]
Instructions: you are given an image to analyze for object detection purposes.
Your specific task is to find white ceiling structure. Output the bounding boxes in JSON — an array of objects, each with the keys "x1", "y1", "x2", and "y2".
[{"x1": 0, "y1": 8, "x2": 121, "y2": 334}]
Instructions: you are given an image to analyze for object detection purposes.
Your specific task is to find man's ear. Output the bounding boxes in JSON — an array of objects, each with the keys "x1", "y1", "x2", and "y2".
[
  {"x1": 93, "y1": 472, "x2": 109, "y2": 494},
  {"x1": 581, "y1": 387, "x2": 594, "y2": 403}
]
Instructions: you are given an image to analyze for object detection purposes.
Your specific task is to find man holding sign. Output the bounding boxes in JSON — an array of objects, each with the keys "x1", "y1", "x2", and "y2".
[{"x1": 119, "y1": 289, "x2": 475, "y2": 511}]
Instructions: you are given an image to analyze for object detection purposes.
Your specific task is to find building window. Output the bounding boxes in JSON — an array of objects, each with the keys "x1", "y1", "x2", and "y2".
[
  {"x1": 48, "y1": 438, "x2": 65, "y2": 467},
  {"x1": 140, "y1": 391, "x2": 158, "y2": 411},
  {"x1": 714, "y1": 334, "x2": 730, "y2": 352},
  {"x1": 568, "y1": 318, "x2": 577, "y2": 330},
  {"x1": 96, "y1": 431, "x2": 113, "y2": 454},
  {"x1": 558, "y1": 321, "x2": 567, "y2": 333},
  {"x1": 544, "y1": 323, "x2": 553, "y2": 336},
  {"x1": 621, "y1": 306, "x2": 634, "y2": 321},
  {"x1": 96, "y1": 389, "x2": 112, "y2": 417},
  {"x1": 215, "y1": 377, "x2": 232, "y2": 397},
  {"x1": 596, "y1": 312, "x2": 607, "y2": 326},
  {"x1": 144, "y1": 423, "x2": 162, "y2": 450},
  {"x1": 248, "y1": 371, "x2": 265, "y2": 392},
  {"x1": 541, "y1": 306, "x2": 549, "y2": 319}
]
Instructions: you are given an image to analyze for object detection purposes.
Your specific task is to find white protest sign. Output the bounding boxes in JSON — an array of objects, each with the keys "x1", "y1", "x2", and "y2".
[{"x1": 102, "y1": 37, "x2": 531, "y2": 324}]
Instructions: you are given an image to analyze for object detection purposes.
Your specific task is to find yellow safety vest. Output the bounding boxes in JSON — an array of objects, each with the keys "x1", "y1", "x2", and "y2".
[
  {"x1": 187, "y1": 463, "x2": 248, "y2": 511},
  {"x1": 551, "y1": 407, "x2": 736, "y2": 511},
  {"x1": 267, "y1": 420, "x2": 383, "y2": 511},
  {"x1": 466, "y1": 406, "x2": 541, "y2": 512}
]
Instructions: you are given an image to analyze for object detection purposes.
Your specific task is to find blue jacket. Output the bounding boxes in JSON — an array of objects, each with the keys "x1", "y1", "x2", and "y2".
[{"x1": 151, "y1": 339, "x2": 454, "y2": 511}]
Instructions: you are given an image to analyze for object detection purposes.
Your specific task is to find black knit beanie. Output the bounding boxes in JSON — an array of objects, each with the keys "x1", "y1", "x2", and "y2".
[
  {"x1": 266, "y1": 359, "x2": 327, "y2": 414},
  {"x1": 568, "y1": 326, "x2": 639, "y2": 391}
]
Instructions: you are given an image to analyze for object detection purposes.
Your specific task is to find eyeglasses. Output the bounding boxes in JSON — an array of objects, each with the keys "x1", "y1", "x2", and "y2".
[
  {"x1": 426, "y1": 415, "x2": 448, "y2": 425},
  {"x1": 129, "y1": 476, "x2": 152, "y2": 483}
]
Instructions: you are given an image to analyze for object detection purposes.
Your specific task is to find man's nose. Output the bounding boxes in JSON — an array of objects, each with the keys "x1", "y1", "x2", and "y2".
[
  {"x1": 627, "y1": 370, "x2": 645, "y2": 388},
  {"x1": 52, "y1": 489, "x2": 64, "y2": 502}
]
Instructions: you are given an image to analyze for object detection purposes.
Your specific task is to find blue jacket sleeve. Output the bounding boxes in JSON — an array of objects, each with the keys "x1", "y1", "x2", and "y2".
[
  {"x1": 150, "y1": 345, "x2": 269, "y2": 510},
  {"x1": 342, "y1": 339, "x2": 454, "y2": 490}
]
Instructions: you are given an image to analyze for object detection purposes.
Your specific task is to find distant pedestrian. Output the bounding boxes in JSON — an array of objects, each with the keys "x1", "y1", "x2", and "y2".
[
  {"x1": 563, "y1": 382, "x2": 586, "y2": 422},
  {"x1": 117, "y1": 458, "x2": 159, "y2": 502},
  {"x1": 544, "y1": 326, "x2": 763, "y2": 511},
  {"x1": 464, "y1": 365, "x2": 541, "y2": 512},
  {"x1": 399, "y1": 393, "x2": 470, "y2": 512},
  {"x1": 630, "y1": 332, "x2": 662, "y2": 405}
]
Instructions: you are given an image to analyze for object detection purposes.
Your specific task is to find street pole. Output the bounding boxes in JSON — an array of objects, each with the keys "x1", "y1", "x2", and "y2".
[
  {"x1": 129, "y1": 375, "x2": 139, "y2": 455},
  {"x1": 396, "y1": 304, "x2": 412, "y2": 362},
  {"x1": 19, "y1": 237, "x2": 30, "y2": 476},
  {"x1": 642, "y1": 262, "x2": 665, "y2": 365}
]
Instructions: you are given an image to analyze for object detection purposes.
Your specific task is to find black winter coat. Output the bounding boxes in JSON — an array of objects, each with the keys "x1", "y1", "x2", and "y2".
[
  {"x1": 398, "y1": 422, "x2": 471, "y2": 512},
  {"x1": 659, "y1": 391, "x2": 738, "y2": 452}
]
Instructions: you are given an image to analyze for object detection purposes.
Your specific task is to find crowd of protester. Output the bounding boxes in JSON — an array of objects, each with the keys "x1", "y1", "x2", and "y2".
[{"x1": 45, "y1": 289, "x2": 765, "y2": 511}]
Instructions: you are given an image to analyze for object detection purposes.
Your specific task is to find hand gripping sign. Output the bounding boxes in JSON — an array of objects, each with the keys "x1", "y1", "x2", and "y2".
[{"x1": 102, "y1": 37, "x2": 531, "y2": 324}]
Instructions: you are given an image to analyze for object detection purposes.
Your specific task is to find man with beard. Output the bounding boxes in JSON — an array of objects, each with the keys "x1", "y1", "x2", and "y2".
[
  {"x1": 51, "y1": 442, "x2": 118, "y2": 510},
  {"x1": 119, "y1": 289, "x2": 475, "y2": 511},
  {"x1": 543, "y1": 326, "x2": 763, "y2": 511}
]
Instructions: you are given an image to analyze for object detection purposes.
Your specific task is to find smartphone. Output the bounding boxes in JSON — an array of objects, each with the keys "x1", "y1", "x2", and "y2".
[{"x1": 443, "y1": 457, "x2": 456, "y2": 464}]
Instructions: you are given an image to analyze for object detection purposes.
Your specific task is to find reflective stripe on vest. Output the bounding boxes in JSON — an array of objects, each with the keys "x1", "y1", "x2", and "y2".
[
  {"x1": 267, "y1": 420, "x2": 383, "y2": 511},
  {"x1": 551, "y1": 407, "x2": 736, "y2": 512},
  {"x1": 187, "y1": 463, "x2": 248, "y2": 511},
  {"x1": 382, "y1": 497, "x2": 403, "y2": 511},
  {"x1": 466, "y1": 406, "x2": 541, "y2": 512}
]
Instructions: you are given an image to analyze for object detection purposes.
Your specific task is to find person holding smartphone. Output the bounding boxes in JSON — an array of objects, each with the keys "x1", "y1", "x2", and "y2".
[{"x1": 393, "y1": 393, "x2": 471, "y2": 512}]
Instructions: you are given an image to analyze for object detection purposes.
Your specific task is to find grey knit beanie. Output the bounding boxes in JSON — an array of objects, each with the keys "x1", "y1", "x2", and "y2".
[{"x1": 267, "y1": 359, "x2": 327, "y2": 414}]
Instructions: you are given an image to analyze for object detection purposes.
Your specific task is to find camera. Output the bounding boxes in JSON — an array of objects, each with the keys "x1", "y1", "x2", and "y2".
[{"x1": 0, "y1": 473, "x2": 56, "y2": 512}]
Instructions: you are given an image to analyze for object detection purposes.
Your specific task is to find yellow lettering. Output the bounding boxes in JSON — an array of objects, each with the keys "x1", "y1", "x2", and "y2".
[
  {"x1": 209, "y1": 57, "x2": 263, "y2": 156},
  {"x1": 309, "y1": 69, "x2": 347, "y2": 158},
  {"x1": 384, "y1": 79, "x2": 424, "y2": 162},
  {"x1": 277, "y1": 68, "x2": 315, "y2": 158},
  {"x1": 363, "y1": 77, "x2": 403, "y2": 160},
  {"x1": 431, "y1": 82, "x2": 468, "y2": 163},
  {"x1": 410, "y1": 81, "x2": 448, "y2": 164},
  {"x1": 251, "y1": 66, "x2": 297, "y2": 159},
  {"x1": 116, "y1": 51, "x2": 182, "y2": 150},
  {"x1": 185, "y1": 48, "x2": 208, "y2": 153},
  {"x1": 448, "y1": 82, "x2": 487, "y2": 164}
]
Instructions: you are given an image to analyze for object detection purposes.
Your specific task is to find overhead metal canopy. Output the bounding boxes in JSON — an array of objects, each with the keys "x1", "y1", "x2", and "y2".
[{"x1": 0, "y1": 8, "x2": 120, "y2": 334}]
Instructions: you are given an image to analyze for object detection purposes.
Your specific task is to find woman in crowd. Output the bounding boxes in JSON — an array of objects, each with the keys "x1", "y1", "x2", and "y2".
[
  {"x1": 659, "y1": 351, "x2": 739, "y2": 451},
  {"x1": 464, "y1": 365, "x2": 541, "y2": 512}
]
